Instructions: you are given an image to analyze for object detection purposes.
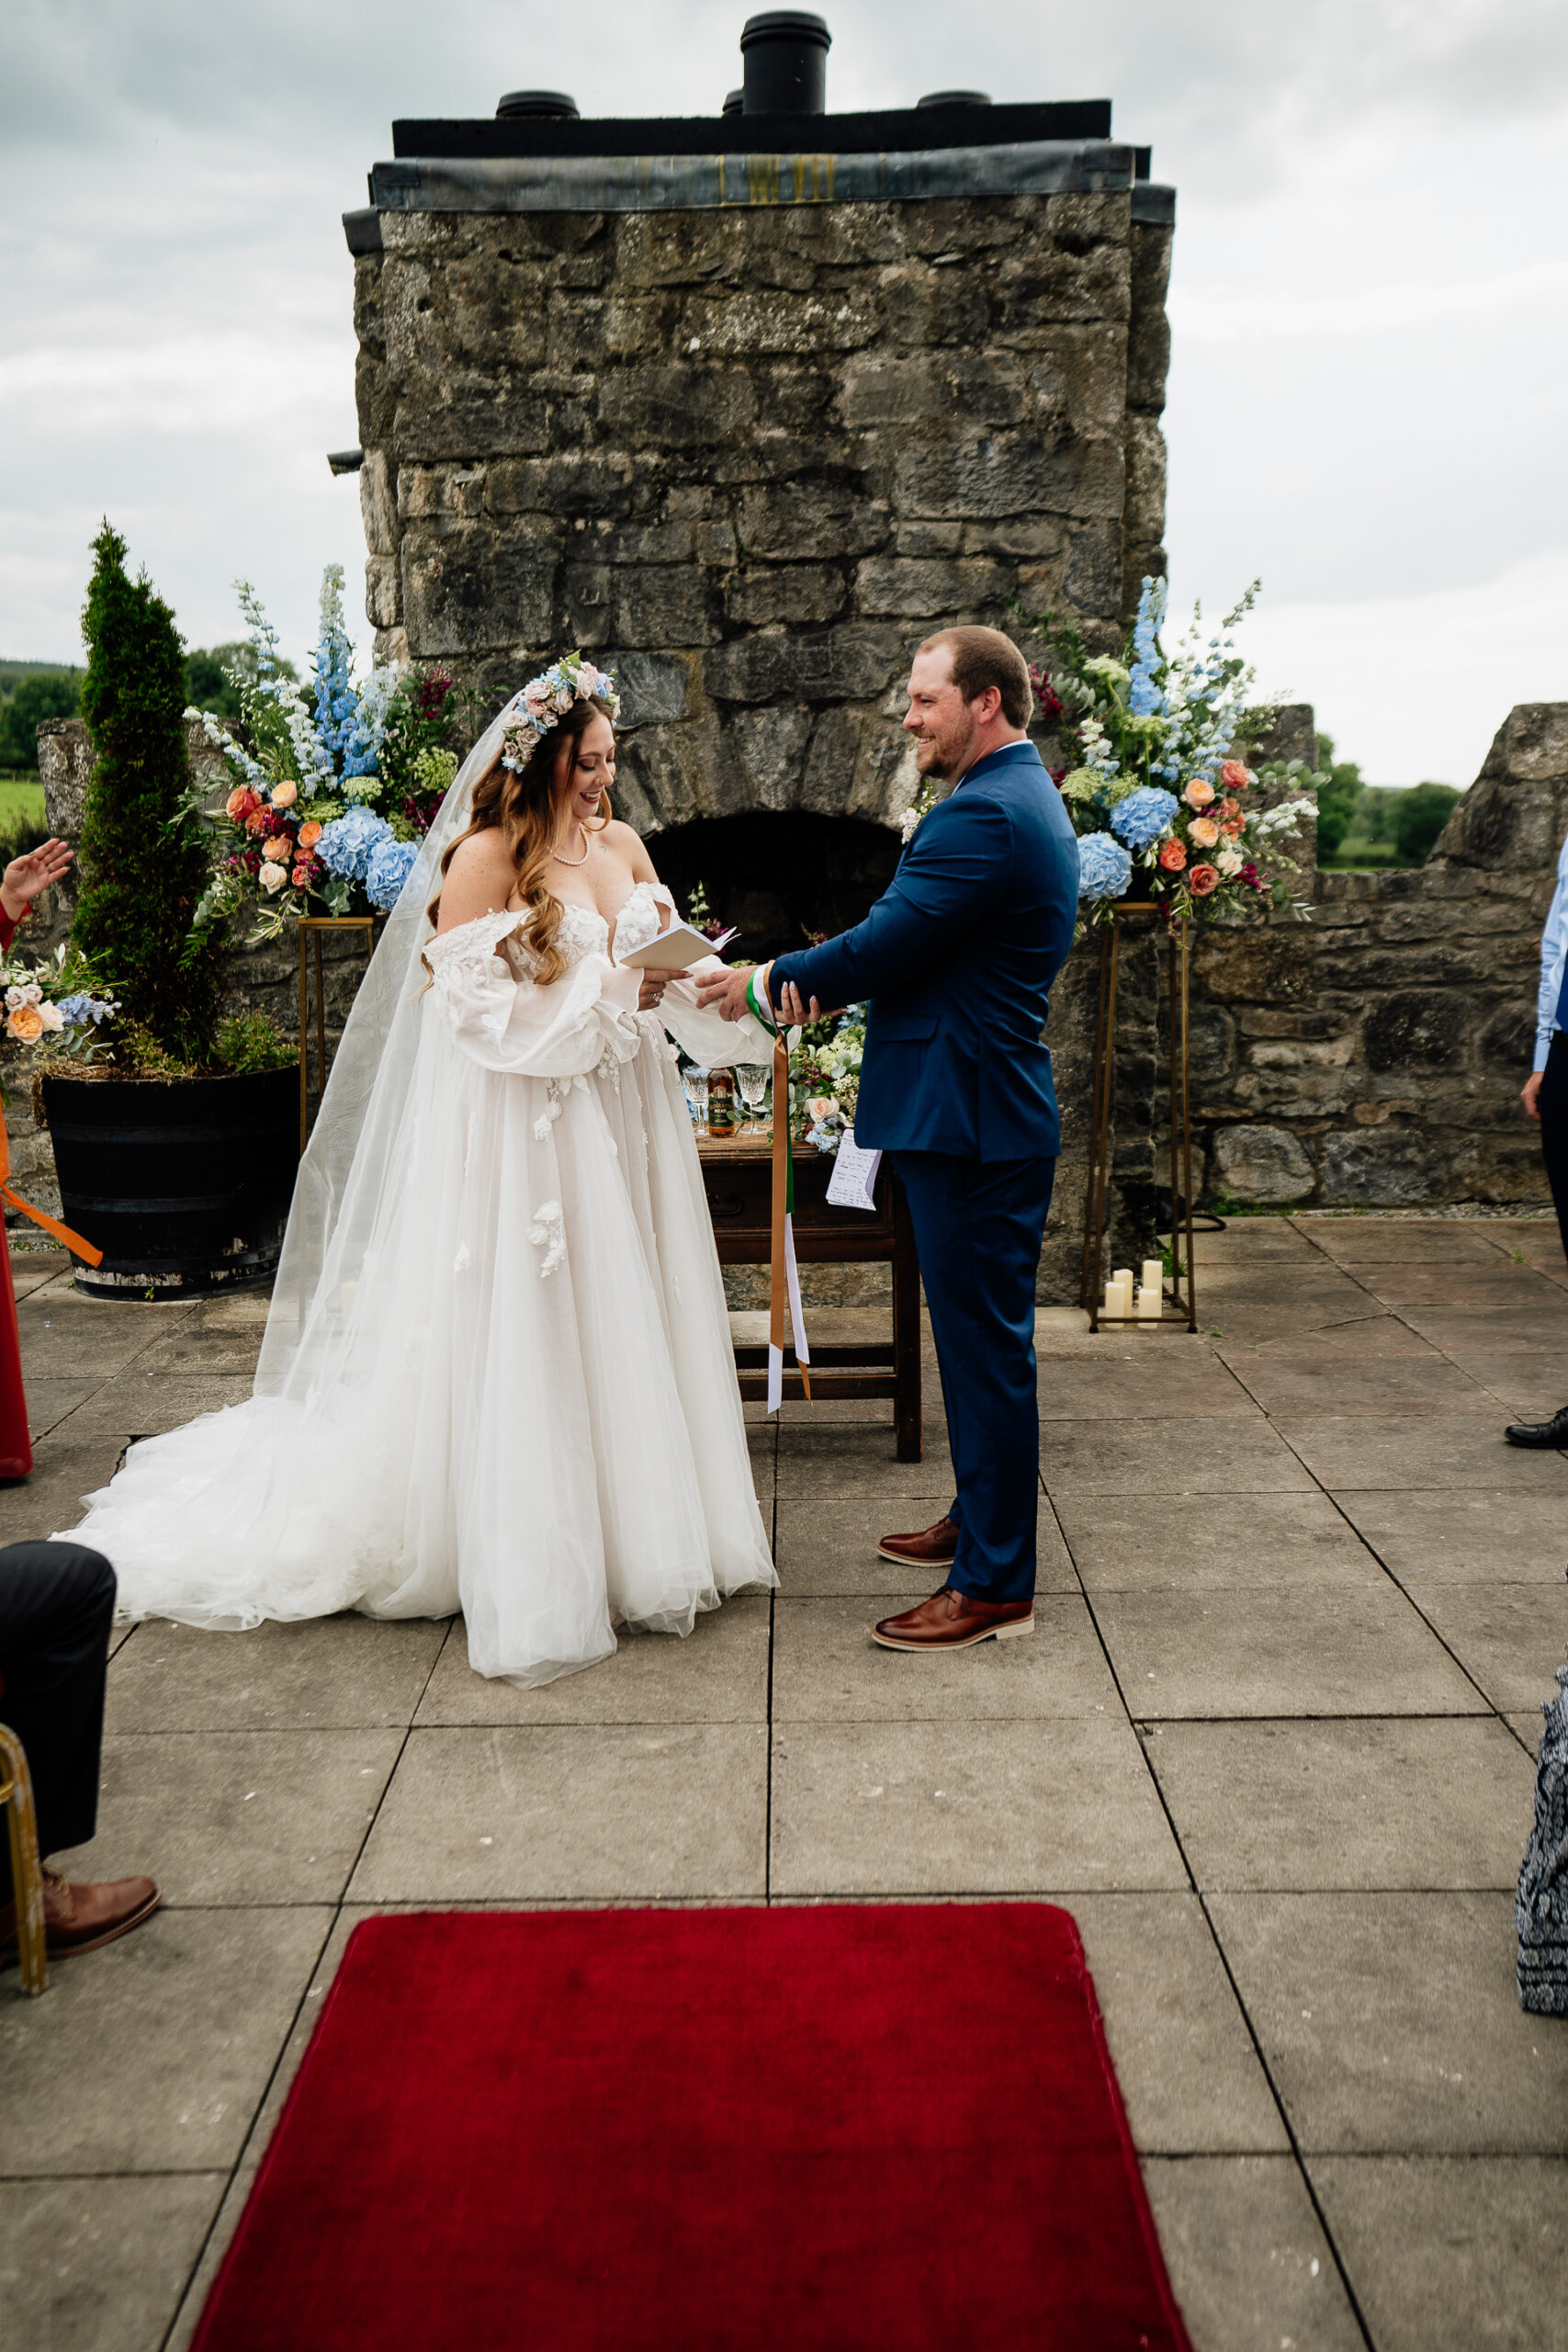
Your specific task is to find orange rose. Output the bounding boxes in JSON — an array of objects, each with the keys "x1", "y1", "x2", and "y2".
[
  {"x1": 6, "y1": 1003, "x2": 44, "y2": 1042},
  {"x1": 1219, "y1": 760, "x2": 1251, "y2": 792},
  {"x1": 297, "y1": 820, "x2": 323, "y2": 850},
  {"x1": 1222, "y1": 816, "x2": 1246, "y2": 839},
  {"x1": 1188, "y1": 815, "x2": 1221, "y2": 848},
  {"x1": 245, "y1": 808, "x2": 270, "y2": 836},
  {"x1": 225, "y1": 786, "x2": 252, "y2": 821},
  {"x1": 291, "y1": 865, "x2": 313, "y2": 888},
  {"x1": 263, "y1": 834, "x2": 293, "y2": 862},
  {"x1": 270, "y1": 781, "x2": 298, "y2": 808},
  {"x1": 1218, "y1": 797, "x2": 1241, "y2": 823},
  {"x1": 1189, "y1": 863, "x2": 1220, "y2": 896},
  {"x1": 1181, "y1": 779, "x2": 1214, "y2": 810},
  {"x1": 1157, "y1": 838, "x2": 1187, "y2": 872}
]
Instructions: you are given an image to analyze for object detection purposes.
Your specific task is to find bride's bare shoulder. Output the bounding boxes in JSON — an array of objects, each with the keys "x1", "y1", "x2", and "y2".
[
  {"x1": 601, "y1": 817, "x2": 657, "y2": 877},
  {"x1": 437, "y1": 830, "x2": 517, "y2": 933}
]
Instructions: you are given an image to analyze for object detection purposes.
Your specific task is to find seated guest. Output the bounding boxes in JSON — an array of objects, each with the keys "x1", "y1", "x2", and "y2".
[
  {"x1": 1512, "y1": 820, "x2": 1568, "y2": 1446},
  {"x1": 0, "y1": 1541, "x2": 159, "y2": 1961}
]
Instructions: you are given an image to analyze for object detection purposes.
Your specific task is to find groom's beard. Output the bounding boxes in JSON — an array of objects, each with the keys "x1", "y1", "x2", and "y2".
[{"x1": 917, "y1": 718, "x2": 978, "y2": 782}]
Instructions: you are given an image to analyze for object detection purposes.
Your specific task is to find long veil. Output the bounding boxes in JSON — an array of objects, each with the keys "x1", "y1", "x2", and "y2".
[{"x1": 252, "y1": 692, "x2": 524, "y2": 1400}]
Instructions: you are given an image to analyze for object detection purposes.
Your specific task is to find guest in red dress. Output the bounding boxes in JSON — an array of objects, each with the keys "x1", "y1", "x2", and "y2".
[{"x1": 0, "y1": 839, "x2": 77, "y2": 1480}]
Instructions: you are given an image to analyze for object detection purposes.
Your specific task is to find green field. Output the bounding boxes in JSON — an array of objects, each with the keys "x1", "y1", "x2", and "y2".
[{"x1": 0, "y1": 778, "x2": 47, "y2": 832}]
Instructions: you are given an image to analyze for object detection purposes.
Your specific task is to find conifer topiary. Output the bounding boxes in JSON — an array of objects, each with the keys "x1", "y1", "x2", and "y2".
[{"x1": 75, "y1": 523, "x2": 226, "y2": 1065}]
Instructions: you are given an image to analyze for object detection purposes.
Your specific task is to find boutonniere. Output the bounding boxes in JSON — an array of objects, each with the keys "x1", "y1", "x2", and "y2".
[{"x1": 897, "y1": 779, "x2": 937, "y2": 845}]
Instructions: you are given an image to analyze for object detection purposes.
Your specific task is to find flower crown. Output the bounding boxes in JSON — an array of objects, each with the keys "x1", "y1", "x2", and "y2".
[{"x1": 498, "y1": 653, "x2": 622, "y2": 774}]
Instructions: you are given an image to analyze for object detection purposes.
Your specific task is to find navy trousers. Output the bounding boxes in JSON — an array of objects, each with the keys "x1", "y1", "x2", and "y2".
[
  {"x1": 890, "y1": 1152, "x2": 1055, "y2": 1606},
  {"x1": 0, "y1": 1542, "x2": 116, "y2": 1903}
]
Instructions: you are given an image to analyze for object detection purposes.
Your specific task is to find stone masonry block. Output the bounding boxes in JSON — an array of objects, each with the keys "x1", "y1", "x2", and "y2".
[
  {"x1": 598, "y1": 365, "x2": 758, "y2": 451},
  {"x1": 1361, "y1": 990, "x2": 1469, "y2": 1072},
  {"x1": 839, "y1": 353, "x2": 1027, "y2": 428},
  {"x1": 1211, "y1": 1124, "x2": 1315, "y2": 1205},
  {"x1": 682, "y1": 288, "x2": 882, "y2": 359},
  {"x1": 612, "y1": 566, "x2": 721, "y2": 649},
  {"x1": 1320, "y1": 1126, "x2": 1438, "y2": 1205},
  {"x1": 364, "y1": 556, "x2": 401, "y2": 632},
  {"x1": 720, "y1": 706, "x2": 815, "y2": 813},
  {"x1": 704, "y1": 625, "x2": 905, "y2": 707},
  {"x1": 1024, "y1": 328, "x2": 1128, "y2": 435},
  {"x1": 400, "y1": 522, "x2": 560, "y2": 658},
  {"x1": 358, "y1": 448, "x2": 398, "y2": 557},
  {"x1": 896, "y1": 431, "x2": 1123, "y2": 522},
  {"x1": 724, "y1": 568, "x2": 847, "y2": 628},
  {"x1": 738, "y1": 483, "x2": 888, "y2": 562},
  {"x1": 488, "y1": 452, "x2": 640, "y2": 519},
  {"x1": 853, "y1": 557, "x2": 1010, "y2": 618}
]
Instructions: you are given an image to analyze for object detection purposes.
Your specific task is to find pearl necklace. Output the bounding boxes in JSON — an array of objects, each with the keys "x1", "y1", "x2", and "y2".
[{"x1": 551, "y1": 823, "x2": 591, "y2": 868}]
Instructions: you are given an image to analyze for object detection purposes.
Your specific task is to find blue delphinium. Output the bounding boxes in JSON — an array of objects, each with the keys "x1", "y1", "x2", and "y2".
[
  {"x1": 317, "y1": 807, "x2": 394, "y2": 883},
  {"x1": 1129, "y1": 575, "x2": 1167, "y2": 719},
  {"x1": 1111, "y1": 786, "x2": 1179, "y2": 851},
  {"x1": 366, "y1": 836, "x2": 420, "y2": 911},
  {"x1": 1077, "y1": 831, "x2": 1133, "y2": 902}
]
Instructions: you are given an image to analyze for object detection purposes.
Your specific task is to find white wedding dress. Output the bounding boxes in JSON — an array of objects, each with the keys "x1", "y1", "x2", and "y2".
[{"x1": 63, "y1": 876, "x2": 778, "y2": 1687}]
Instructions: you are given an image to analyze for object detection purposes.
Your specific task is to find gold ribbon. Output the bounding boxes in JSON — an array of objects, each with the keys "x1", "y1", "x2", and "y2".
[{"x1": 0, "y1": 1107, "x2": 102, "y2": 1266}]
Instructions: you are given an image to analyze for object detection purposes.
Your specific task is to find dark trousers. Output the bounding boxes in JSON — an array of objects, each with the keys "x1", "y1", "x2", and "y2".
[
  {"x1": 1540, "y1": 1035, "x2": 1568, "y2": 1264},
  {"x1": 890, "y1": 1152, "x2": 1055, "y2": 1606},
  {"x1": 0, "y1": 1542, "x2": 116, "y2": 1903}
]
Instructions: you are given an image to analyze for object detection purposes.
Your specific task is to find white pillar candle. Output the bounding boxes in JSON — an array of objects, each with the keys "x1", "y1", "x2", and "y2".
[
  {"x1": 1113, "y1": 1267, "x2": 1134, "y2": 1295},
  {"x1": 1136, "y1": 1283, "x2": 1162, "y2": 1319},
  {"x1": 1103, "y1": 1283, "x2": 1123, "y2": 1319},
  {"x1": 1142, "y1": 1259, "x2": 1163, "y2": 1295}
]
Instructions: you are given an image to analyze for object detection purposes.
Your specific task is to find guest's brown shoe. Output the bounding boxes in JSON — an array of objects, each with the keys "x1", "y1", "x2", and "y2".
[
  {"x1": 0, "y1": 1869, "x2": 161, "y2": 1963},
  {"x1": 876, "y1": 1514, "x2": 959, "y2": 1569},
  {"x1": 873, "y1": 1586, "x2": 1033, "y2": 1653}
]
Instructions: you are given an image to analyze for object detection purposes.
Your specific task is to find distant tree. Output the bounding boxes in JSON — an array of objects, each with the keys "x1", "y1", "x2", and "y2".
[
  {"x1": 1312, "y1": 729, "x2": 1365, "y2": 862},
  {"x1": 1393, "y1": 781, "x2": 1461, "y2": 866},
  {"x1": 76, "y1": 523, "x2": 225, "y2": 1062},
  {"x1": 0, "y1": 672, "x2": 81, "y2": 770}
]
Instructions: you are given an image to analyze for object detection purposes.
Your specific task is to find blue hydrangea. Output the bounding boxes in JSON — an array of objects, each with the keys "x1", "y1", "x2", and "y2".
[
  {"x1": 317, "y1": 807, "x2": 393, "y2": 882},
  {"x1": 1110, "y1": 786, "x2": 1179, "y2": 850},
  {"x1": 1076, "y1": 831, "x2": 1133, "y2": 902},
  {"x1": 366, "y1": 836, "x2": 420, "y2": 911}
]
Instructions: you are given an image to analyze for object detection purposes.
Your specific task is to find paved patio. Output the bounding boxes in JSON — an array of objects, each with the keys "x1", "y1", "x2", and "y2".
[{"x1": 4, "y1": 1211, "x2": 1568, "y2": 2351}]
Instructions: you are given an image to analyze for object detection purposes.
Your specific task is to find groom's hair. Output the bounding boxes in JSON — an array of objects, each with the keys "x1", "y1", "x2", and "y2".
[{"x1": 918, "y1": 627, "x2": 1033, "y2": 727}]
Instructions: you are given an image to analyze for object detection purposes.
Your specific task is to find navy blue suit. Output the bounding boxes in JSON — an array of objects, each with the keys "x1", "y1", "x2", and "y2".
[{"x1": 772, "y1": 740, "x2": 1079, "y2": 1602}]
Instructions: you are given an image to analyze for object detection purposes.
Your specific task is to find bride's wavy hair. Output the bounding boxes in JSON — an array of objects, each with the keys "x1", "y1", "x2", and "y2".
[{"x1": 427, "y1": 695, "x2": 615, "y2": 985}]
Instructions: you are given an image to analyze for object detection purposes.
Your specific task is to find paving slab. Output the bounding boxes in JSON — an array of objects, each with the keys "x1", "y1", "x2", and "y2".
[
  {"x1": 1241, "y1": 1318, "x2": 1447, "y2": 1359},
  {"x1": 8, "y1": 1245, "x2": 72, "y2": 1299},
  {"x1": 1092, "y1": 1586, "x2": 1484, "y2": 1718},
  {"x1": 55, "y1": 1374, "x2": 254, "y2": 1440},
  {"x1": 0, "y1": 1904, "x2": 331, "y2": 2172},
  {"x1": 1445, "y1": 1351, "x2": 1568, "y2": 1418},
  {"x1": 1359, "y1": 1264, "x2": 1564, "y2": 1308},
  {"x1": 413, "y1": 1598, "x2": 771, "y2": 1724},
  {"x1": 1509, "y1": 1710, "x2": 1547, "y2": 1756},
  {"x1": 772, "y1": 1495, "x2": 1077, "y2": 1596},
  {"x1": 107, "y1": 1611, "x2": 448, "y2": 1732},
  {"x1": 1215, "y1": 1344, "x2": 1498, "y2": 1418},
  {"x1": 771, "y1": 1592, "x2": 1121, "y2": 1721},
  {"x1": 125, "y1": 1325, "x2": 275, "y2": 1375},
  {"x1": 1201, "y1": 1296, "x2": 1393, "y2": 1344},
  {"x1": 1395, "y1": 1303, "x2": 1568, "y2": 1354},
  {"x1": 0, "y1": 1425, "x2": 129, "y2": 1544},
  {"x1": 51, "y1": 1727, "x2": 404, "y2": 1905},
  {"x1": 1037, "y1": 1350, "x2": 1260, "y2": 1419},
  {"x1": 1277, "y1": 1412, "x2": 1568, "y2": 1490},
  {"x1": 348, "y1": 1724, "x2": 768, "y2": 1902},
  {"x1": 1301, "y1": 1220, "x2": 1513, "y2": 1266},
  {"x1": 1070, "y1": 1893, "x2": 1288, "y2": 2154},
  {"x1": 1207, "y1": 1891, "x2": 1568, "y2": 2153},
  {"x1": 1042, "y1": 1416, "x2": 1315, "y2": 1497},
  {"x1": 1311, "y1": 2154, "x2": 1568, "y2": 2352},
  {"x1": 1055, "y1": 1489, "x2": 1378, "y2": 1595},
  {"x1": 0, "y1": 2173, "x2": 225, "y2": 2352},
  {"x1": 775, "y1": 1422, "x2": 954, "y2": 1497},
  {"x1": 1330, "y1": 1487, "x2": 1568, "y2": 1583},
  {"x1": 1145, "y1": 1717, "x2": 1535, "y2": 1889},
  {"x1": 1139, "y1": 2155, "x2": 1365, "y2": 2352},
  {"x1": 769, "y1": 1715, "x2": 1187, "y2": 1895},
  {"x1": 14, "y1": 1298, "x2": 177, "y2": 1377},
  {"x1": 1394, "y1": 1582, "x2": 1568, "y2": 1713},
  {"x1": 1193, "y1": 1222, "x2": 1328, "y2": 1261}
]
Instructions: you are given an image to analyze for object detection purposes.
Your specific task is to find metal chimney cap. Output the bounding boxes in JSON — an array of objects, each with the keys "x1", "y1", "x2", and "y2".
[
  {"x1": 917, "y1": 89, "x2": 992, "y2": 107},
  {"x1": 722, "y1": 87, "x2": 745, "y2": 114},
  {"x1": 739, "y1": 11, "x2": 831, "y2": 52},
  {"x1": 495, "y1": 90, "x2": 580, "y2": 120}
]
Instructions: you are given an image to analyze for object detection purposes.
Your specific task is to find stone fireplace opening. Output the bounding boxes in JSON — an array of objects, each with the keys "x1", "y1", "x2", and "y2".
[{"x1": 650, "y1": 810, "x2": 901, "y2": 963}]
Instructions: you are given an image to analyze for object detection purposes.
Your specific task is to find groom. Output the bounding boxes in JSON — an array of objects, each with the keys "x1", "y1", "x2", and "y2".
[{"x1": 697, "y1": 627, "x2": 1079, "y2": 1653}]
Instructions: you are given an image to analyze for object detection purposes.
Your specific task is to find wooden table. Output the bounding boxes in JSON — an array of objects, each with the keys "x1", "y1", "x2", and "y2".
[{"x1": 696, "y1": 1125, "x2": 922, "y2": 1461}]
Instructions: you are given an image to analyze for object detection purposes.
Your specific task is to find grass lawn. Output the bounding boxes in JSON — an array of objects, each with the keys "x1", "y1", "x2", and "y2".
[{"x1": 0, "y1": 778, "x2": 46, "y2": 832}]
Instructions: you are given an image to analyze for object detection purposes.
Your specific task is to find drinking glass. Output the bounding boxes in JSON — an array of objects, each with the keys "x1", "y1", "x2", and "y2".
[
  {"x1": 735, "y1": 1063, "x2": 770, "y2": 1134},
  {"x1": 682, "y1": 1067, "x2": 711, "y2": 1134}
]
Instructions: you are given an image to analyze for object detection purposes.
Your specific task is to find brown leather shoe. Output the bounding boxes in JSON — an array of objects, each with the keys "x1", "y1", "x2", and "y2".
[
  {"x1": 873, "y1": 1586, "x2": 1033, "y2": 1652},
  {"x1": 876, "y1": 1514, "x2": 959, "y2": 1569},
  {"x1": 0, "y1": 1869, "x2": 161, "y2": 1963}
]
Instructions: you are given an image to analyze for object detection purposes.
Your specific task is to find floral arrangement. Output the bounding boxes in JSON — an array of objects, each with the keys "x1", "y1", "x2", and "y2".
[
  {"x1": 1, "y1": 944, "x2": 118, "y2": 1063},
  {"x1": 1021, "y1": 577, "x2": 1318, "y2": 927},
  {"x1": 798, "y1": 1005, "x2": 867, "y2": 1154},
  {"x1": 189, "y1": 567, "x2": 465, "y2": 940},
  {"x1": 499, "y1": 655, "x2": 621, "y2": 772},
  {"x1": 683, "y1": 880, "x2": 731, "y2": 944}
]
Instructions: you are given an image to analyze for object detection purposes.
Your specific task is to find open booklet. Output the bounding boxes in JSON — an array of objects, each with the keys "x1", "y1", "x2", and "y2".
[{"x1": 618, "y1": 921, "x2": 738, "y2": 972}]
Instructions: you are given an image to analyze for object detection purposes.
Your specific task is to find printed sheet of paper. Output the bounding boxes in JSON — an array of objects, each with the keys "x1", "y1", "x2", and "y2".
[
  {"x1": 826, "y1": 1128, "x2": 882, "y2": 1213},
  {"x1": 618, "y1": 922, "x2": 737, "y2": 971}
]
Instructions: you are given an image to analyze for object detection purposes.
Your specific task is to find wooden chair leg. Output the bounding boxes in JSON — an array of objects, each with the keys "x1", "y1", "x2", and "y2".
[{"x1": 0, "y1": 1724, "x2": 47, "y2": 1996}]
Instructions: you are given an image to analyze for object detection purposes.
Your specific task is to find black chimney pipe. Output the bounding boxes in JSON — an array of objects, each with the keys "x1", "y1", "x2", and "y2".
[
  {"x1": 495, "y1": 90, "x2": 580, "y2": 120},
  {"x1": 739, "y1": 11, "x2": 830, "y2": 114}
]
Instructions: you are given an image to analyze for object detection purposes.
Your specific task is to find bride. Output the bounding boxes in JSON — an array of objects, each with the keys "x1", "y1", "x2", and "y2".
[{"x1": 64, "y1": 657, "x2": 778, "y2": 1687}]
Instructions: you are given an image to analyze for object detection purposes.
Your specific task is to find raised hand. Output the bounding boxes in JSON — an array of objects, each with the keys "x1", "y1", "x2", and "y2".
[{"x1": 0, "y1": 837, "x2": 73, "y2": 921}]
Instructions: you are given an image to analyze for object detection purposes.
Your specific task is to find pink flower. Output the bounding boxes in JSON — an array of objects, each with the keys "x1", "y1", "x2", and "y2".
[
  {"x1": 1189, "y1": 863, "x2": 1220, "y2": 897},
  {"x1": 1188, "y1": 815, "x2": 1221, "y2": 848},
  {"x1": 1219, "y1": 760, "x2": 1252, "y2": 792},
  {"x1": 522, "y1": 681, "x2": 550, "y2": 714},
  {"x1": 1182, "y1": 779, "x2": 1214, "y2": 810},
  {"x1": 1157, "y1": 838, "x2": 1187, "y2": 872}
]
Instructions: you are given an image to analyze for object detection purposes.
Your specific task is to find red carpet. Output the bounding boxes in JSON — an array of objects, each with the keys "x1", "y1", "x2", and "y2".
[{"x1": 193, "y1": 1905, "x2": 1191, "y2": 2352}]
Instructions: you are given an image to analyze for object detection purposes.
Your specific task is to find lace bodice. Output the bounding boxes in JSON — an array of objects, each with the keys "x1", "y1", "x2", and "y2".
[{"x1": 431, "y1": 878, "x2": 674, "y2": 982}]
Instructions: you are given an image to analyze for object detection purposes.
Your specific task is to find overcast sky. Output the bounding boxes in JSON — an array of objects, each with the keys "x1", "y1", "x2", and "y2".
[{"x1": 4, "y1": 0, "x2": 1564, "y2": 783}]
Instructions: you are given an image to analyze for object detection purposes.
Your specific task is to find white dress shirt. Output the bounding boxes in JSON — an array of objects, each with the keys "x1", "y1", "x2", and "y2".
[{"x1": 1535, "y1": 828, "x2": 1568, "y2": 1072}]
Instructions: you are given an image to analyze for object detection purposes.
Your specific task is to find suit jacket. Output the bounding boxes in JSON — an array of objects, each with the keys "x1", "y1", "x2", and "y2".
[{"x1": 769, "y1": 739, "x2": 1079, "y2": 1161}]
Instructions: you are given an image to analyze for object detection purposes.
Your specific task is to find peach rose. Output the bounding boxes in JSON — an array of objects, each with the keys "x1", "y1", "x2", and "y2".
[
  {"x1": 292, "y1": 865, "x2": 313, "y2": 888},
  {"x1": 1188, "y1": 816, "x2": 1221, "y2": 848},
  {"x1": 1219, "y1": 760, "x2": 1251, "y2": 791},
  {"x1": 1156, "y1": 838, "x2": 1188, "y2": 872},
  {"x1": 1181, "y1": 779, "x2": 1214, "y2": 810},
  {"x1": 270, "y1": 781, "x2": 298, "y2": 809},
  {"x1": 297, "y1": 820, "x2": 323, "y2": 850},
  {"x1": 263, "y1": 835, "x2": 293, "y2": 863},
  {"x1": 245, "y1": 808, "x2": 270, "y2": 836},
  {"x1": 225, "y1": 786, "x2": 252, "y2": 821},
  {"x1": 1217, "y1": 797, "x2": 1241, "y2": 823},
  {"x1": 1189, "y1": 863, "x2": 1220, "y2": 896},
  {"x1": 6, "y1": 1003, "x2": 44, "y2": 1042},
  {"x1": 1222, "y1": 817, "x2": 1246, "y2": 839}
]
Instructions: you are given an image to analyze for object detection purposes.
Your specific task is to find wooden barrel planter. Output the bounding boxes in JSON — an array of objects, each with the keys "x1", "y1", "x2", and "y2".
[{"x1": 39, "y1": 1069, "x2": 299, "y2": 1299}]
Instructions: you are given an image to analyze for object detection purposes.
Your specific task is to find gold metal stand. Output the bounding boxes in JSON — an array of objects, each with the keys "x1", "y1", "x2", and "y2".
[
  {"x1": 1078, "y1": 906, "x2": 1199, "y2": 1335},
  {"x1": 297, "y1": 917, "x2": 379, "y2": 1153},
  {"x1": 0, "y1": 1724, "x2": 47, "y2": 1995}
]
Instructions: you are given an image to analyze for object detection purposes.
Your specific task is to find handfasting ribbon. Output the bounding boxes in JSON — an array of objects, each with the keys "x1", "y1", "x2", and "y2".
[
  {"x1": 0, "y1": 1106, "x2": 102, "y2": 1265},
  {"x1": 747, "y1": 968, "x2": 810, "y2": 1412}
]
